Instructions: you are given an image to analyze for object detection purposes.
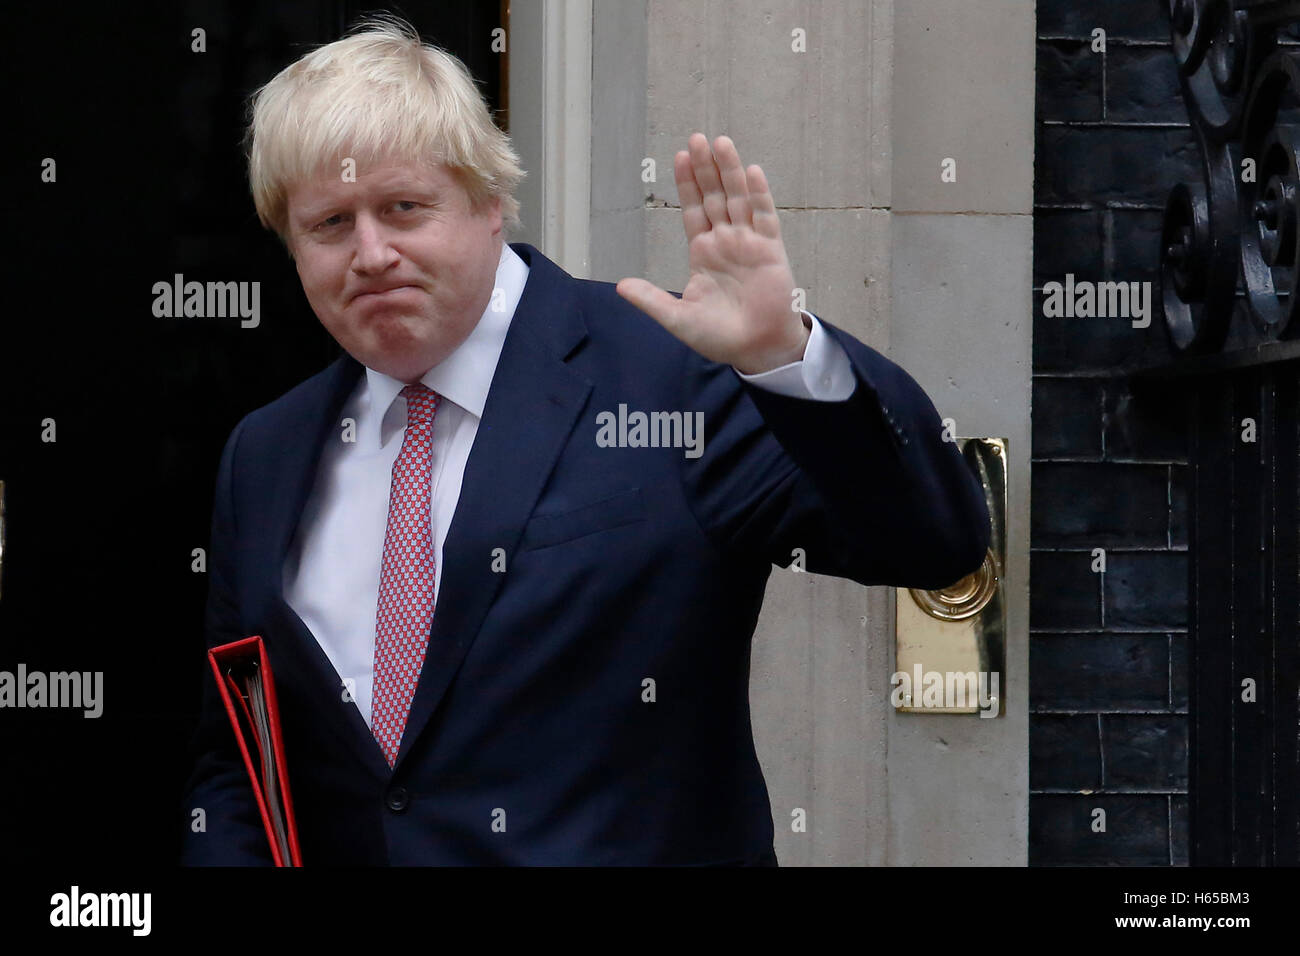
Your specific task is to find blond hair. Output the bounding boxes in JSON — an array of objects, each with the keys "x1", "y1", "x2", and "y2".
[{"x1": 244, "y1": 14, "x2": 524, "y2": 245}]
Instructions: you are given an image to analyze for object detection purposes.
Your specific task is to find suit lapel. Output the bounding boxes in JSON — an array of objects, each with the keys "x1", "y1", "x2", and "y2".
[
  {"x1": 393, "y1": 243, "x2": 591, "y2": 769},
  {"x1": 260, "y1": 353, "x2": 394, "y2": 778},
  {"x1": 255, "y1": 244, "x2": 591, "y2": 777}
]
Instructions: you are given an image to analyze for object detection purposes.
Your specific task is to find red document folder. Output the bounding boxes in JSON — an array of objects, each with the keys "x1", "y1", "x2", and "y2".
[{"x1": 208, "y1": 636, "x2": 303, "y2": 866}]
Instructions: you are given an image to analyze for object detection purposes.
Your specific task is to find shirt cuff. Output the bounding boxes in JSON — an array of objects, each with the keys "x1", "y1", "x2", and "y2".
[{"x1": 733, "y1": 311, "x2": 856, "y2": 401}]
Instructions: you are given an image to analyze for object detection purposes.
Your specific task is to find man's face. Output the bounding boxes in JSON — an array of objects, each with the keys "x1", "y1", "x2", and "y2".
[{"x1": 286, "y1": 159, "x2": 503, "y2": 383}]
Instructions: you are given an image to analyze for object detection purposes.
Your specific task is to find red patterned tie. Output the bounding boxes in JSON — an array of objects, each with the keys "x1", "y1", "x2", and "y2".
[{"x1": 371, "y1": 383, "x2": 440, "y2": 767}]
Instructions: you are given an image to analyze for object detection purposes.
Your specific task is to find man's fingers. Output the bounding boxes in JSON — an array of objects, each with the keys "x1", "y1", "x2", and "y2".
[
  {"x1": 713, "y1": 136, "x2": 753, "y2": 228},
  {"x1": 616, "y1": 277, "x2": 685, "y2": 336},
  {"x1": 688, "y1": 132, "x2": 729, "y2": 228},
  {"x1": 674, "y1": 151, "x2": 710, "y2": 243},
  {"x1": 746, "y1": 164, "x2": 781, "y2": 240}
]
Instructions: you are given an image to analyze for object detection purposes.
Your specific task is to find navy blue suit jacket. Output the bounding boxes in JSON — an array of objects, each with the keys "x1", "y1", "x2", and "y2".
[{"x1": 180, "y1": 241, "x2": 990, "y2": 865}]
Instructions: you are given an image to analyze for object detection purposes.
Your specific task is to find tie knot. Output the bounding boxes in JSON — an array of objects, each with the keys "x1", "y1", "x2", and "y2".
[{"x1": 401, "y1": 383, "x2": 439, "y2": 425}]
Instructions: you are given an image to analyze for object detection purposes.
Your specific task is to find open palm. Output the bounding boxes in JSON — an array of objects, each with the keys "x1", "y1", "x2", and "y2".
[{"x1": 616, "y1": 133, "x2": 807, "y2": 375}]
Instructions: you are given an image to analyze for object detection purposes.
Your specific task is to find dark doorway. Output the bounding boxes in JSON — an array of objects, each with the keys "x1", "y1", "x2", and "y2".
[{"x1": 0, "y1": 2, "x2": 506, "y2": 866}]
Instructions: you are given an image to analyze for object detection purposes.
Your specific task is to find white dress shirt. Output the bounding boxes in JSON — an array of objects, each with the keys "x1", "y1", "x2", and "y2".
[{"x1": 282, "y1": 242, "x2": 855, "y2": 727}]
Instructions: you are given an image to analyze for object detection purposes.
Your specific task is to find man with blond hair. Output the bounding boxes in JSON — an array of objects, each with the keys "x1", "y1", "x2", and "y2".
[{"x1": 181, "y1": 15, "x2": 990, "y2": 866}]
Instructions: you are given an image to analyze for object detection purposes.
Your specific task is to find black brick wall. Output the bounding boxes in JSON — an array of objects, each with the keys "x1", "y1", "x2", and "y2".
[{"x1": 1032, "y1": 1, "x2": 1195, "y2": 866}]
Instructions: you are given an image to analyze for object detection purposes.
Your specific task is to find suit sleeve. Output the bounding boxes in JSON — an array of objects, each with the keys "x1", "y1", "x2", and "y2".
[
  {"x1": 681, "y1": 313, "x2": 991, "y2": 590},
  {"x1": 178, "y1": 416, "x2": 275, "y2": 865}
]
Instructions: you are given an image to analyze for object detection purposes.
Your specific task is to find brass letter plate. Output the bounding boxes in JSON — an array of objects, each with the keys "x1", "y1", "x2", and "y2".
[{"x1": 893, "y1": 438, "x2": 1007, "y2": 716}]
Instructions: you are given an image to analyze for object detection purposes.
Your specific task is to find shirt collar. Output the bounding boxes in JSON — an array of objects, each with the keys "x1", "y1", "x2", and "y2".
[{"x1": 359, "y1": 242, "x2": 529, "y2": 450}]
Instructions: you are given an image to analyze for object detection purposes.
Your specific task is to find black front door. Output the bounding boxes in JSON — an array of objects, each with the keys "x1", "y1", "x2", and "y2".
[{"x1": 0, "y1": 1, "x2": 506, "y2": 866}]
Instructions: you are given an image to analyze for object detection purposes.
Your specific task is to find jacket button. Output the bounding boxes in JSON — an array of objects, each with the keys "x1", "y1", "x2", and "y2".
[{"x1": 385, "y1": 786, "x2": 409, "y2": 812}]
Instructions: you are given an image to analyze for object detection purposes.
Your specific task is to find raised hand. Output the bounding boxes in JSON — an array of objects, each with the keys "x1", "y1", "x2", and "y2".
[{"x1": 616, "y1": 133, "x2": 809, "y2": 375}]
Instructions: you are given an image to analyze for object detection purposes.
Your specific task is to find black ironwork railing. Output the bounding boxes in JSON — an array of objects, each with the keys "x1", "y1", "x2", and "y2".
[
  {"x1": 1161, "y1": 0, "x2": 1300, "y2": 352},
  {"x1": 1156, "y1": 0, "x2": 1300, "y2": 867}
]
